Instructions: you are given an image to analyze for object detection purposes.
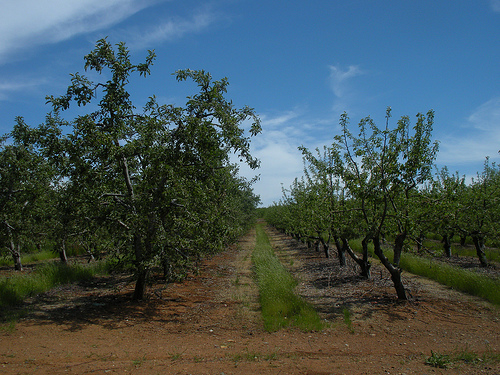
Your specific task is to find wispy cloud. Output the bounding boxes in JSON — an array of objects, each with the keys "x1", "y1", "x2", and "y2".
[
  {"x1": 329, "y1": 64, "x2": 364, "y2": 97},
  {"x1": 125, "y1": 9, "x2": 218, "y2": 50},
  {"x1": 436, "y1": 97, "x2": 500, "y2": 167},
  {"x1": 0, "y1": 79, "x2": 47, "y2": 100},
  {"x1": 491, "y1": 0, "x2": 500, "y2": 12},
  {"x1": 328, "y1": 64, "x2": 365, "y2": 113},
  {"x1": 259, "y1": 110, "x2": 300, "y2": 127},
  {"x1": 237, "y1": 111, "x2": 333, "y2": 206},
  {"x1": 0, "y1": 0, "x2": 158, "y2": 63}
]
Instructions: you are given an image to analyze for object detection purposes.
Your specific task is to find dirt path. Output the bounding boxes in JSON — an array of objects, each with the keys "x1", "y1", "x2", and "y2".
[{"x1": 1, "y1": 226, "x2": 499, "y2": 374}]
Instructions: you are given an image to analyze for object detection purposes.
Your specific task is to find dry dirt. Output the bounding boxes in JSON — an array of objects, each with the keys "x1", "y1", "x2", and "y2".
[{"x1": 0, "y1": 225, "x2": 499, "y2": 375}]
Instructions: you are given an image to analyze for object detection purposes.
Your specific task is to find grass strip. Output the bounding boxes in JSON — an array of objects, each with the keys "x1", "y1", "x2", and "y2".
[
  {"x1": 0, "y1": 251, "x2": 58, "y2": 267},
  {"x1": 399, "y1": 253, "x2": 500, "y2": 305},
  {"x1": 0, "y1": 261, "x2": 108, "y2": 309},
  {"x1": 350, "y1": 239, "x2": 500, "y2": 305},
  {"x1": 252, "y1": 223, "x2": 324, "y2": 332}
]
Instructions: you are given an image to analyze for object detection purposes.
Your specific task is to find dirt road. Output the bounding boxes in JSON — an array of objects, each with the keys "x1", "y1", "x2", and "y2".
[{"x1": 1, "y1": 226, "x2": 499, "y2": 374}]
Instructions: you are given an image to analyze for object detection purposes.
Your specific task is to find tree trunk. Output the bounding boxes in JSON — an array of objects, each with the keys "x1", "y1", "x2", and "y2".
[
  {"x1": 333, "y1": 235, "x2": 345, "y2": 266},
  {"x1": 442, "y1": 234, "x2": 452, "y2": 258},
  {"x1": 314, "y1": 241, "x2": 320, "y2": 253},
  {"x1": 393, "y1": 232, "x2": 406, "y2": 266},
  {"x1": 360, "y1": 237, "x2": 372, "y2": 279},
  {"x1": 460, "y1": 235, "x2": 467, "y2": 246},
  {"x1": 373, "y1": 235, "x2": 407, "y2": 300},
  {"x1": 133, "y1": 267, "x2": 149, "y2": 300},
  {"x1": 59, "y1": 238, "x2": 68, "y2": 263},
  {"x1": 343, "y1": 237, "x2": 371, "y2": 279},
  {"x1": 416, "y1": 232, "x2": 424, "y2": 253},
  {"x1": 132, "y1": 233, "x2": 147, "y2": 300},
  {"x1": 472, "y1": 234, "x2": 488, "y2": 267},
  {"x1": 12, "y1": 245, "x2": 23, "y2": 271},
  {"x1": 320, "y1": 238, "x2": 329, "y2": 258},
  {"x1": 7, "y1": 225, "x2": 22, "y2": 271}
]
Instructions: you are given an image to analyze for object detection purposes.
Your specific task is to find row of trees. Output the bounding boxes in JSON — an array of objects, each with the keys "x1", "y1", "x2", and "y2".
[
  {"x1": 0, "y1": 39, "x2": 261, "y2": 299},
  {"x1": 265, "y1": 108, "x2": 500, "y2": 300}
]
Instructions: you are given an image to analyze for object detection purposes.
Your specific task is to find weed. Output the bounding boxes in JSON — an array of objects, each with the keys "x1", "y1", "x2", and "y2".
[
  {"x1": 233, "y1": 275, "x2": 240, "y2": 286},
  {"x1": 132, "y1": 354, "x2": 146, "y2": 367},
  {"x1": 264, "y1": 350, "x2": 280, "y2": 361},
  {"x1": 342, "y1": 307, "x2": 354, "y2": 334},
  {"x1": 0, "y1": 320, "x2": 16, "y2": 333},
  {"x1": 426, "y1": 351, "x2": 451, "y2": 368},
  {"x1": 454, "y1": 345, "x2": 500, "y2": 366},
  {"x1": 169, "y1": 348, "x2": 187, "y2": 361},
  {"x1": 425, "y1": 347, "x2": 500, "y2": 369},
  {"x1": 454, "y1": 347, "x2": 481, "y2": 364}
]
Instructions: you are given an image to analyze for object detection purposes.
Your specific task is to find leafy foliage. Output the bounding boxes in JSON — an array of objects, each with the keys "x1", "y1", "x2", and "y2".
[{"x1": 1, "y1": 39, "x2": 262, "y2": 300}]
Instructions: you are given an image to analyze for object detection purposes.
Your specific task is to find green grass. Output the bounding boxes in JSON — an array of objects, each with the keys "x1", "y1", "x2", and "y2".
[
  {"x1": 426, "y1": 350, "x2": 451, "y2": 368},
  {"x1": 349, "y1": 239, "x2": 500, "y2": 305},
  {"x1": 252, "y1": 223, "x2": 324, "y2": 332},
  {"x1": 421, "y1": 239, "x2": 500, "y2": 263},
  {"x1": 0, "y1": 261, "x2": 108, "y2": 309},
  {"x1": 399, "y1": 253, "x2": 500, "y2": 305},
  {"x1": 426, "y1": 346, "x2": 500, "y2": 369},
  {"x1": 342, "y1": 307, "x2": 354, "y2": 334},
  {"x1": 0, "y1": 251, "x2": 58, "y2": 267}
]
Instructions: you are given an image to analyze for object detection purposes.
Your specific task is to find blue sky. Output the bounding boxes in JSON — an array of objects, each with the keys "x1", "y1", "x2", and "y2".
[{"x1": 1, "y1": 0, "x2": 499, "y2": 206}]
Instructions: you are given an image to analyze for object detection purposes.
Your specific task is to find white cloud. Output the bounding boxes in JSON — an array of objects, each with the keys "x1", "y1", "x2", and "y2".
[
  {"x1": 329, "y1": 64, "x2": 364, "y2": 98},
  {"x1": 436, "y1": 97, "x2": 500, "y2": 166},
  {"x1": 0, "y1": 0, "x2": 158, "y2": 63},
  {"x1": 125, "y1": 9, "x2": 218, "y2": 49},
  {"x1": 236, "y1": 111, "x2": 333, "y2": 206},
  {"x1": 238, "y1": 132, "x2": 304, "y2": 206},
  {"x1": 491, "y1": 0, "x2": 500, "y2": 12},
  {"x1": 466, "y1": 97, "x2": 500, "y2": 131},
  {"x1": 0, "y1": 79, "x2": 47, "y2": 100},
  {"x1": 259, "y1": 110, "x2": 300, "y2": 128},
  {"x1": 328, "y1": 64, "x2": 365, "y2": 114}
]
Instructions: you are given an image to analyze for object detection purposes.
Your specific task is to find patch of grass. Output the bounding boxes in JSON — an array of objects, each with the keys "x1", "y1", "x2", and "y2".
[
  {"x1": 132, "y1": 354, "x2": 146, "y2": 367},
  {"x1": 0, "y1": 261, "x2": 108, "y2": 310},
  {"x1": 426, "y1": 351, "x2": 451, "y2": 368},
  {"x1": 252, "y1": 224, "x2": 324, "y2": 332},
  {"x1": 421, "y1": 239, "x2": 500, "y2": 262},
  {"x1": 169, "y1": 348, "x2": 187, "y2": 361},
  {"x1": 0, "y1": 319, "x2": 17, "y2": 333},
  {"x1": 342, "y1": 307, "x2": 354, "y2": 334},
  {"x1": 233, "y1": 275, "x2": 240, "y2": 286},
  {"x1": 400, "y1": 252, "x2": 500, "y2": 305},
  {"x1": 454, "y1": 246, "x2": 500, "y2": 263},
  {"x1": 25, "y1": 251, "x2": 58, "y2": 263},
  {"x1": 349, "y1": 238, "x2": 500, "y2": 305},
  {"x1": 426, "y1": 347, "x2": 500, "y2": 369},
  {"x1": 0, "y1": 251, "x2": 60, "y2": 268}
]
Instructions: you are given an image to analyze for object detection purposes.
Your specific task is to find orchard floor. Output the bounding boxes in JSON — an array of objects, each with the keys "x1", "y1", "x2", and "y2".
[{"x1": 1, "y1": 226, "x2": 499, "y2": 375}]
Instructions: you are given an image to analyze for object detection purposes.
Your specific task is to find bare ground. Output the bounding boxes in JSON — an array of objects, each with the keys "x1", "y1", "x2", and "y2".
[{"x1": 0, "y1": 225, "x2": 499, "y2": 375}]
